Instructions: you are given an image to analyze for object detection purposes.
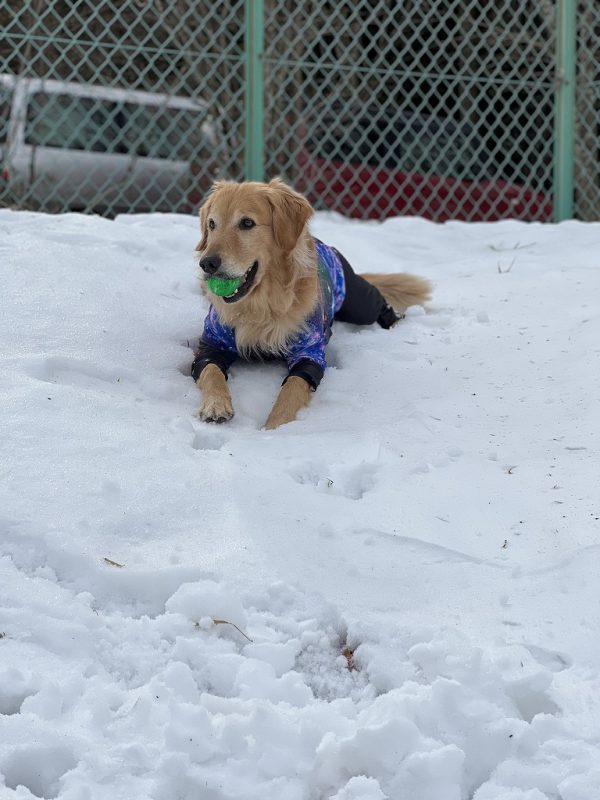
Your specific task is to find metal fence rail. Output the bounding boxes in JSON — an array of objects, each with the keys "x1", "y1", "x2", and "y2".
[{"x1": 0, "y1": 1, "x2": 598, "y2": 221}]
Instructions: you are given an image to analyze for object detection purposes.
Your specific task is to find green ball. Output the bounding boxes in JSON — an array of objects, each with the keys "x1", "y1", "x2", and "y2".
[{"x1": 207, "y1": 275, "x2": 242, "y2": 297}]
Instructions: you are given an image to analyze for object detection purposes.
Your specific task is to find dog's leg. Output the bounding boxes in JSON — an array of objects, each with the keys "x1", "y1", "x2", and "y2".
[
  {"x1": 197, "y1": 364, "x2": 234, "y2": 423},
  {"x1": 264, "y1": 376, "x2": 311, "y2": 430}
]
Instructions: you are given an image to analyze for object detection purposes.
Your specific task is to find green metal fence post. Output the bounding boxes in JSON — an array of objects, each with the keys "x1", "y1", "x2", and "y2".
[
  {"x1": 244, "y1": 0, "x2": 264, "y2": 182},
  {"x1": 553, "y1": 0, "x2": 576, "y2": 221}
]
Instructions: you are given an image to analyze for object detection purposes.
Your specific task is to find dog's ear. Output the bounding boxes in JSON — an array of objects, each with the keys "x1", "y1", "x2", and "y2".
[
  {"x1": 267, "y1": 178, "x2": 314, "y2": 252},
  {"x1": 196, "y1": 197, "x2": 212, "y2": 253},
  {"x1": 196, "y1": 182, "x2": 224, "y2": 253}
]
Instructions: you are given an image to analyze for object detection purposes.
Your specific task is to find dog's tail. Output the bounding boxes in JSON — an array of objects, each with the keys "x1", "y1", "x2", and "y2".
[{"x1": 360, "y1": 273, "x2": 432, "y2": 312}]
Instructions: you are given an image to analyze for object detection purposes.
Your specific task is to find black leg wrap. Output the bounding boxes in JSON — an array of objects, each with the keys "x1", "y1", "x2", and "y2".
[
  {"x1": 377, "y1": 303, "x2": 403, "y2": 329},
  {"x1": 191, "y1": 341, "x2": 237, "y2": 381},
  {"x1": 332, "y1": 247, "x2": 405, "y2": 330},
  {"x1": 334, "y1": 249, "x2": 388, "y2": 326}
]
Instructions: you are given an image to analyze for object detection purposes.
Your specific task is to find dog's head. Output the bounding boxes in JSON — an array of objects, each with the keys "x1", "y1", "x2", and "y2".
[{"x1": 196, "y1": 178, "x2": 314, "y2": 305}]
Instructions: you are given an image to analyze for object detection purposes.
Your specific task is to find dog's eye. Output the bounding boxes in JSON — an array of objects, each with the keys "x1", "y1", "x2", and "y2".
[
  {"x1": 239, "y1": 217, "x2": 255, "y2": 230},
  {"x1": 208, "y1": 218, "x2": 215, "y2": 230}
]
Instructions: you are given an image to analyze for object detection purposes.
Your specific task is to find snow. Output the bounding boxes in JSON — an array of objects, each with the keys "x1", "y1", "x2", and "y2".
[{"x1": 1, "y1": 207, "x2": 600, "y2": 799}]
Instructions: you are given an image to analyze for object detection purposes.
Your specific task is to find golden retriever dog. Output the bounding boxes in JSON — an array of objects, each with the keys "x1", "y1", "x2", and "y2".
[{"x1": 192, "y1": 178, "x2": 431, "y2": 429}]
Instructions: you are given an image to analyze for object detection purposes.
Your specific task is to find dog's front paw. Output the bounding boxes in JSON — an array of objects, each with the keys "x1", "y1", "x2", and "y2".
[
  {"x1": 264, "y1": 376, "x2": 311, "y2": 430},
  {"x1": 198, "y1": 396, "x2": 234, "y2": 424}
]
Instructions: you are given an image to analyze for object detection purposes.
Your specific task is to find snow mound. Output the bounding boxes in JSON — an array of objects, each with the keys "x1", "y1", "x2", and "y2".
[
  {"x1": 2, "y1": 558, "x2": 600, "y2": 799},
  {"x1": 2, "y1": 209, "x2": 600, "y2": 798}
]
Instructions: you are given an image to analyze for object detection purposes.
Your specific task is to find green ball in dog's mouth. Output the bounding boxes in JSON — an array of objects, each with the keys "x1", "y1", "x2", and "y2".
[{"x1": 206, "y1": 275, "x2": 242, "y2": 297}]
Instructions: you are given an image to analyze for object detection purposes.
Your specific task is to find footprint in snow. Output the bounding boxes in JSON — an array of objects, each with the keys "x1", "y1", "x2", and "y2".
[
  {"x1": 521, "y1": 643, "x2": 572, "y2": 673},
  {"x1": 289, "y1": 461, "x2": 377, "y2": 500},
  {"x1": 410, "y1": 447, "x2": 464, "y2": 475},
  {"x1": 23, "y1": 355, "x2": 179, "y2": 402},
  {"x1": 191, "y1": 429, "x2": 226, "y2": 451},
  {"x1": 2, "y1": 744, "x2": 77, "y2": 799},
  {"x1": 0, "y1": 669, "x2": 37, "y2": 715},
  {"x1": 23, "y1": 355, "x2": 125, "y2": 389}
]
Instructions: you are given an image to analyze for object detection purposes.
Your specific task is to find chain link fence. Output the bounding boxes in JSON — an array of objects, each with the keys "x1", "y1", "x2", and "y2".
[
  {"x1": 0, "y1": 1, "x2": 598, "y2": 221},
  {"x1": 0, "y1": 0, "x2": 245, "y2": 215}
]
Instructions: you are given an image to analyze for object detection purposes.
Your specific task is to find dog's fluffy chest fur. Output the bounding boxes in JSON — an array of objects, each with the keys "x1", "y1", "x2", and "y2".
[{"x1": 211, "y1": 237, "x2": 318, "y2": 356}]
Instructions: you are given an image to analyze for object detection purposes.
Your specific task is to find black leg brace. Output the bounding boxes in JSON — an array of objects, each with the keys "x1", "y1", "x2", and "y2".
[{"x1": 333, "y1": 249, "x2": 401, "y2": 329}]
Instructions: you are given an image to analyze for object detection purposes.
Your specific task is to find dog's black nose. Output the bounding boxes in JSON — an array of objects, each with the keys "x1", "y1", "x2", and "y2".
[{"x1": 200, "y1": 255, "x2": 222, "y2": 275}]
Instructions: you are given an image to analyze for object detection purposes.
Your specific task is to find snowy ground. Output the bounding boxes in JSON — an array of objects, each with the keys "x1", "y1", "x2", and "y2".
[{"x1": 1, "y1": 207, "x2": 600, "y2": 800}]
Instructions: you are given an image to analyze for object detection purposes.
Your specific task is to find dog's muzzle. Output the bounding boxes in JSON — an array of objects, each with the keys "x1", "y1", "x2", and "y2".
[{"x1": 199, "y1": 254, "x2": 222, "y2": 275}]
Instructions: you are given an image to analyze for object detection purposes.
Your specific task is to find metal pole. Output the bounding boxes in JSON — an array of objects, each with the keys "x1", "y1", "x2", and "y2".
[
  {"x1": 553, "y1": 0, "x2": 576, "y2": 221},
  {"x1": 244, "y1": 0, "x2": 264, "y2": 182}
]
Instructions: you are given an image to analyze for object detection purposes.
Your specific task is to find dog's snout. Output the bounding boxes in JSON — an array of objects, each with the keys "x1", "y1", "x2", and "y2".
[{"x1": 200, "y1": 254, "x2": 222, "y2": 275}]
